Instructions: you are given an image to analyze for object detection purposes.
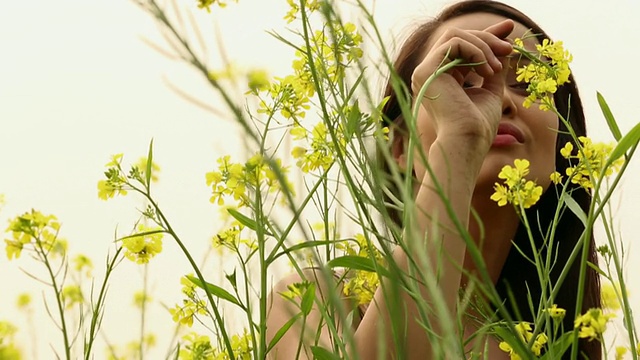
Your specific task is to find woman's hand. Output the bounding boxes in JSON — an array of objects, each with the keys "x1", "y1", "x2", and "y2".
[{"x1": 411, "y1": 20, "x2": 514, "y2": 152}]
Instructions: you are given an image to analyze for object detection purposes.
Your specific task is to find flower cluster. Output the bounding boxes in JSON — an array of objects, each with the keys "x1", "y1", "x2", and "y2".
[
  {"x1": 211, "y1": 330, "x2": 253, "y2": 360},
  {"x1": 280, "y1": 281, "x2": 313, "y2": 301},
  {"x1": 544, "y1": 304, "x2": 566, "y2": 321},
  {"x1": 73, "y1": 254, "x2": 93, "y2": 277},
  {"x1": 490, "y1": 159, "x2": 543, "y2": 210},
  {"x1": 498, "y1": 322, "x2": 548, "y2": 359},
  {"x1": 98, "y1": 153, "x2": 161, "y2": 200},
  {"x1": 61, "y1": 285, "x2": 84, "y2": 309},
  {"x1": 574, "y1": 308, "x2": 615, "y2": 341},
  {"x1": 513, "y1": 37, "x2": 572, "y2": 110},
  {"x1": 211, "y1": 222, "x2": 257, "y2": 253},
  {"x1": 338, "y1": 234, "x2": 384, "y2": 306},
  {"x1": 284, "y1": 0, "x2": 320, "y2": 23},
  {"x1": 178, "y1": 333, "x2": 214, "y2": 360},
  {"x1": 121, "y1": 224, "x2": 164, "y2": 264},
  {"x1": 169, "y1": 276, "x2": 208, "y2": 328},
  {"x1": 98, "y1": 154, "x2": 129, "y2": 200},
  {"x1": 4, "y1": 210, "x2": 66, "y2": 260},
  {"x1": 601, "y1": 282, "x2": 624, "y2": 311},
  {"x1": 559, "y1": 137, "x2": 624, "y2": 190},
  {"x1": 256, "y1": 21, "x2": 363, "y2": 119},
  {"x1": 291, "y1": 122, "x2": 347, "y2": 173},
  {"x1": 0, "y1": 321, "x2": 22, "y2": 359},
  {"x1": 206, "y1": 154, "x2": 293, "y2": 208}
]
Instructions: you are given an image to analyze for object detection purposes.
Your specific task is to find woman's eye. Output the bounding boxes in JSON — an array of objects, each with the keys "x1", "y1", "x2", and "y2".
[
  {"x1": 509, "y1": 82, "x2": 529, "y2": 93},
  {"x1": 463, "y1": 81, "x2": 480, "y2": 88}
]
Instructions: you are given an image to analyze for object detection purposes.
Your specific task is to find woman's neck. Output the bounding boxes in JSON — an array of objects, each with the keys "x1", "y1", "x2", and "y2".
[{"x1": 464, "y1": 190, "x2": 521, "y2": 285}]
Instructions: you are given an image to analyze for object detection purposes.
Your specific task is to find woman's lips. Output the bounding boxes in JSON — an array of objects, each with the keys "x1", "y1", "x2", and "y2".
[{"x1": 492, "y1": 122, "x2": 525, "y2": 146}]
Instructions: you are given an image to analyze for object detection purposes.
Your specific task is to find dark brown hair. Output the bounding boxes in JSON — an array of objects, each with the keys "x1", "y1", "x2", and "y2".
[{"x1": 379, "y1": 1, "x2": 601, "y2": 358}]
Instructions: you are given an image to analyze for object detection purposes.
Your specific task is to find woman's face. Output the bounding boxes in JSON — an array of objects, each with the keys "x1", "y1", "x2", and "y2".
[{"x1": 411, "y1": 12, "x2": 558, "y2": 193}]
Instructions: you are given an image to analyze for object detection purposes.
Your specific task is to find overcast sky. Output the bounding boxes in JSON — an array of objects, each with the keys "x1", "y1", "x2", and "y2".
[{"x1": 1, "y1": 0, "x2": 639, "y2": 357}]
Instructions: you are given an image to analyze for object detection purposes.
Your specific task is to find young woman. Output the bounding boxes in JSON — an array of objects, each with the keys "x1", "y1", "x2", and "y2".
[{"x1": 267, "y1": 1, "x2": 601, "y2": 359}]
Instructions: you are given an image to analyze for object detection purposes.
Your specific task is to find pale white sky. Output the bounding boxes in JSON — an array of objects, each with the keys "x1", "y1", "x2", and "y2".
[{"x1": 1, "y1": 0, "x2": 639, "y2": 358}]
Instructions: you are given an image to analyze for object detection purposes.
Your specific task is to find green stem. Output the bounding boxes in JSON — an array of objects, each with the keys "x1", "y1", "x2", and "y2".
[
  {"x1": 36, "y1": 237, "x2": 71, "y2": 360},
  {"x1": 84, "y1": 247, "x2": 123, "y2": 360}
]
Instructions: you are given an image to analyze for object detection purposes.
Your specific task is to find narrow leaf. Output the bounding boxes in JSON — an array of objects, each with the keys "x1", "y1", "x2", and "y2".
[
  {"x1": 227, "y1": 208, "x2": 272, "y2": 236},
  {"x1": 146, "y1": 138, "x2": 154, "y2": 186},
  {"x1": 562, "y1": 193, "x2": 587, "y2": 226},
  {"x1": 310, "y1": 346, "x2": 341, "y2": 360},
  {"x1": 607, "y1": 121, "x2": 640, "y2": 166},
  {"x1": 266, "y1": 313, "x2": 302, "y2": 352},
  {"x1": 597, "y1": 92, "x2": 622, "y2": 141},
  {"x1": 269, "y1": 240, "x2": 335, "y2": 262},
  {"x1": 327, "y1": 255, "x2": 390, "y2": 277},
  {"x1": 300, "y1": 282, "x2": 316, "y2": 316},
  {"x1": 186, "y1": 275, "x2": 243, "y2": 309},
  {"x1": 117, "y1": 230, "x2": 165, "y2": 242}
]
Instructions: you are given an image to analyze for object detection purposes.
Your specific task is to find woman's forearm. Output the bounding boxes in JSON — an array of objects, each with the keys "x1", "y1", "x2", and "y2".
[{"x1": 353, "y1": 137, "x2": 486, "y2": 359}]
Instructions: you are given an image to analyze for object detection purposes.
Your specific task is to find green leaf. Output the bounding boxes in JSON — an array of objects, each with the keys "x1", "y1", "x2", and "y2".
[
  {"x1": 597, "y1": 92, "x2": 622, "y2": 141},
  {"x1": 310, "y1": 346, "x2": 341, "y2": 360},
  {"x1": 300, "y1": 282, "x2": 316, "y2": 316},
  {"x1": 607, "y1": 121, "x2": 640, "y2": 166},
  {"x1": 540, "y1": 331, "x2": 574, "y2": 359},
  {"x1": 492, "y1": 326, "x2": 529, "y2": 359},
  {"x1": 269, "y1": 240, "x2": 335, "y2": 263},
  {"x1": 266, "y1": 313, "x2": 302, "y2": 352},
  {"x1": 146, "y1": 138, "x2": 154, "y2": 187},
  {"x1": 345, "y1": 102, "x2": 362, "y2": 137},
  {"x1": 225, "y1": 270, "x2": 237, "y2": 290},
  {"x1": 561, "y1": 193, "x2": 587, "y2": 226},
  {"x1": 227, "y1": 208, "x2": 273, "y2": 236},
  {"x1": 117, "y1": 230, "x2": 165, "y2": 242},
  {"x1": 186, "y1": 275, "x2": 244, "y2": 309},
  {"x1": 327, "y1": 255, "x2": 390, "y2": 277}
]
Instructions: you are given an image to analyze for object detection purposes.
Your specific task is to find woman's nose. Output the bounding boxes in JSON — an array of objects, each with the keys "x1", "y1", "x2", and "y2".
[{"x1": 502, "y1": 89, "x2": 517, "y2": 118}]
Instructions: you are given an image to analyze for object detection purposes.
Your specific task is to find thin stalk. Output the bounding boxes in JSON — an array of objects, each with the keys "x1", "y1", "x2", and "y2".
[
  {"x1": 84, "y1": 247, "x2": 123, "y2": 360},
  {"x1": 36, "y1": 238, "x2": 71, "y2": 360}
]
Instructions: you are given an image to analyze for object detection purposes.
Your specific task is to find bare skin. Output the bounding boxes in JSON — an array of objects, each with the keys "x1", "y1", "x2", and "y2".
[{"x1": 266, "y1": 12, "x2": 558, "y2": 360}]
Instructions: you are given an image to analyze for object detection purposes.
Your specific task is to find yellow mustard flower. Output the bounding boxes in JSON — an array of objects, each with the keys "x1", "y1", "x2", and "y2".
[
  {"x1": 339, "y1": 234, "x2": 385, "y2": 305},
  {"x1": 498, "y1": 341, "x2": 522, "y2": 360},
  {"x1": 178, "y1": 332, "x2": 214, "y2": 359},
  {"x1": 545, "y1": 304, "x2": 566, "y2": 321},
  {"x1": 133, "y1": 291, "x2": 151, "y2": 309},
  {"x1": 197, "y1": 0, "x2": 238, "y2": 12},
  {"x1": 574, "y1": 308, "x2": 615, "y2": 341},
  {"x1": 561, "y1": 137, "x2": 624, "y2": 190},
  {"x1": 211, "y1": 330, "x2": 253, "y2": 360},
  {"x1": 4, "y1": 210, "x2": 63, "y2": 260},
  {"x1": 491, "y1": 159, "x2": 543, "y2": 210},
  {"x1": 134, "y1": 156, "x2": 161, "y2": 184},
  {"x1": 16, "y1": 293, "x2": 31, "y2": 310},
  {"x1": 499, "y1": 322, "x2": 547, "y2": 359},
  {"x1": 601, "y1": 282, "x2": 625, "y2": 311},
  {"x1": 550, "y1": 171, "x2": 563, "y2": 185},
  {"x1": 62, "y1": 285, "x2": 83, "y2": 309},
  {"x1": 73, "y1": 254, "x2": 93, "y2": 276},
  {"x1": 512, "y1": 37, "x2": 572, "y2": 111},
  {"x1": 0, "y1": 320, "x2": 23, "y2": 359},
  {"x1": 121, "y1": 224, "x2": 164, "y2": 264},
  {"x1": 98, "y1": 156, "x2": 129, "y2": 200},
  {"x1": 531, "y1": 333, "x2": 548, "y2": 356},
  {"x1": 615, "y1": 346, "x2": 628, "y2": 360},
  {"x1": 169, "y1": 298, "x2": 208, "y2": 328},
  {"x1": 246, "y1": 68, "x2": 270, "y2": 93}
]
